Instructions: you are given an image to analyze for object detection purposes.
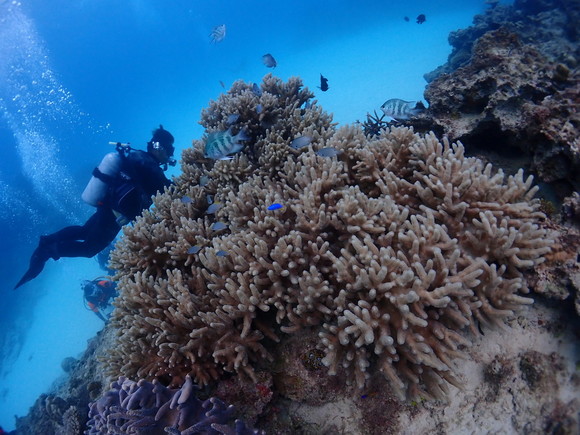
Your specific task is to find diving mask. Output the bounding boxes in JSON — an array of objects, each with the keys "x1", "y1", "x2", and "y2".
[{"x1": 151, "y1": 141, "x2": 176, "y2": 166}]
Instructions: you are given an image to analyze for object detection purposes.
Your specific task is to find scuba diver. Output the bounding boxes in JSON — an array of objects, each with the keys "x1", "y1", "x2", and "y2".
[
  {"x1": 15, "y1": 125, "x2": 175, "y2": 289},
  {"x1": 82, "y1": 277, "x2": 118, "y2": 322}
]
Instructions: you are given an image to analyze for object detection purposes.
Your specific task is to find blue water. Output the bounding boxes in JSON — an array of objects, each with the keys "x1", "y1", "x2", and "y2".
[{"x1": 0, "y1": 0, "x2": 494, "y2": 430}]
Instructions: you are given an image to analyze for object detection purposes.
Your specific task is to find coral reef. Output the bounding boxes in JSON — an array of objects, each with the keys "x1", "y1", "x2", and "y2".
[
  {"x1": 271, "y1": 330, "x2": 344, "y2": 406},
  {"x1": 405, "y1": 0, "x2": 580, "y2": 318},
  {"x1": 13, "y1": 394, "x2": 81, "y2": 435},
  {"x1": 86, "y1": 376, "x2": 261, "y2": 434},
  {"x1": 11, "y1": 2, "x2": 580, "y2": 431},
  {"x1": 528, "y1": 223, "x2": 580, "y2": 315},
  {"x1": 415, "y1": 0, "x2": 579, "y2": 201},
  {"x1": 425, "y1": 0, "x2": 580, "y2": 80},
  {"x1": 397, "y1": 301, "x2": 580, "y2": 434},
  {"x1": 421, "y1": 28, "x2": 579, "y2": 197},
  {"x1": 214, "y1": 370, "x2": 274, "y2": 425},
  {"x1": 106, "y1": 74, "x2": 553, "y2": 401},
  {"x1": 62, "y1": 356, "x2": 79, "y2": 374},
  {"x1": 13, "y1": 328, "x2": 115, "y2": 435},
  {"x1": 562, "y1": 192, "x2": 580, "y2": 225}
]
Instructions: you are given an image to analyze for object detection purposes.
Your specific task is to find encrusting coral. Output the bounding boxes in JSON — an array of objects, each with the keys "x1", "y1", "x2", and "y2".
[
  {"x1": 106, "y1": 74, "x2": 553, "y2": 401},
  {"x1": 86, "y1": 376, "x2": 262, "y2": 434}
]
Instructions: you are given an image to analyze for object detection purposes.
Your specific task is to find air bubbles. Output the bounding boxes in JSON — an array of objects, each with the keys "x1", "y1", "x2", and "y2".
[{"x1": 0, "y1": 3, "x2": 99, "y2": 220}]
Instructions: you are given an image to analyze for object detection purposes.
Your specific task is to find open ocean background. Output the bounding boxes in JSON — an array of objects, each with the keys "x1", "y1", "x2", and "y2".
[{"x1": 0, "y1": 0, "x2": 500, "y2": 430}]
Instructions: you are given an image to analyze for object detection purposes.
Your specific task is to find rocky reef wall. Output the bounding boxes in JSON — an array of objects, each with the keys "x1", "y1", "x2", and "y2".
[{"x1": 415, "y1": 0, "x2": 579, "y2": 204}]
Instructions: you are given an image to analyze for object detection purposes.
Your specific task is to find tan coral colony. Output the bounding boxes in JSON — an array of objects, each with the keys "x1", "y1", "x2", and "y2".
[{"x1": 106, "y1": 75, "x2": 553, "y2": 400}]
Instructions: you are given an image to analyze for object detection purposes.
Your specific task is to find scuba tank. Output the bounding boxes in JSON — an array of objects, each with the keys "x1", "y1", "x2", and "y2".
[{"x1": 81, "y1": 142, "x2": 129, "y2": 207}]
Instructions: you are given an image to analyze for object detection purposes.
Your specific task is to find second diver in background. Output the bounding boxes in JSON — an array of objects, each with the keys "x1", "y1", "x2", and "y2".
[{"x1": 82, "y1": 277, "x2": 118, "y2": 322}]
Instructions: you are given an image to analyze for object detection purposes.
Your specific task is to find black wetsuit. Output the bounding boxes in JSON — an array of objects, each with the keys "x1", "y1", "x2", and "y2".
[{"x1": 15, "y1": 150, "x2": 171, "y2": 289}]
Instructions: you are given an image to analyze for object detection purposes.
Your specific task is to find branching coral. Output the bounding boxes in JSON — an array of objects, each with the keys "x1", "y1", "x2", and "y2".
[{"x1": 107, "y1": 75, "x2": 553, "y2": 400}]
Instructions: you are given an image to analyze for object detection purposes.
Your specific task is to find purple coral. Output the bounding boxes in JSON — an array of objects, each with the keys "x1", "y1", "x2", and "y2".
[{"x1": 86, "y1": 376, "x2": 262, "y2": 434}]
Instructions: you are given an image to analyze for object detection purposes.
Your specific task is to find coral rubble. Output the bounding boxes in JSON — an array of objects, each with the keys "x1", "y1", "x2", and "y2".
[
  {"x1": 397, "y1": 302, "x2": 580, "y2": 434},
  {"x1": 106, "y1": 75, "x2": 553, "y2": 402}
]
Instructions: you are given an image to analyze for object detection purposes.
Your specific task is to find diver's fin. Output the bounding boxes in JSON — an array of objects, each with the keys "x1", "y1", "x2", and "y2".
[
  {"x1": 14, "y1": 243, "x2": 54, "y2": 289},
  {"x1": 14, "y1": 264, "x2": 44, "y2": 289},
  {"x1": 14, "y1": 257, "x2": 45, "y2": 289}
]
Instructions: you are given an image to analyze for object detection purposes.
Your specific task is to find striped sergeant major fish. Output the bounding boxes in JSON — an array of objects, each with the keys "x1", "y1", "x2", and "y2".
[
  {"x1": 204, "y1": 128, "x2": 249, "y2": 160},
  {"x1": 380, "y1": 98, "x2": 423, "y2": 120},
  {"x1": 209, "y1": 24, "x2": 226, "y2": 43}
]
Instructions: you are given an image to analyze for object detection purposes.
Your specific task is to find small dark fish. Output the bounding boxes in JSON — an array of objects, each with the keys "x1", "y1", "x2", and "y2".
[
  {"x1": 290, "y1": 136, "x2": 312, "y2": 150},
  {"x1": 211, "y1": 222, "x2": 228, "y2": 231},
  {"x1": 181, "y1": 196, "x2": 193, "y2": 204},
  {"x1": 404, "y1": 16, "x2": 410, "y2": 22},
  {"x1": 206, "y1": 202, "x2": 223, "y2": 214},
  {"x1": 216, "y1": 250, "x2": 229, "y2": 257},
  {"x1": 226, "y1": 114, "x2": 240, "y2": 125},
  {"x1": 256, "y1": 104, "x2": 263, "y2": 114},
  {"x1": 416, "y1": 14, "x2": 426, "y2": 24},
  {"x1": 219, "y1": 80, "x2": 225, "y2": 88},
  {"x1": 199, "y1": 175, "x2": 210, "y2": 187},
  {"x1": 267, "y1": 203, "x2": 284, "y2": 210},
  {"x1": 262, "y1": 53, "x2": 277, "y2": 68},
  {"x1": 318, "y1": 74, "x2": 329, "y2": 92},
  {"x1": 316, "y1": 147, "x2": 341, "y2": 157},
  {"x1": 187, "y1": 245, "x2": 202, "y2": 254},
  {"x1": 252, "y1": 83, "x2": 262, "y2": 96},
  {"x1": 210, "y1": 24, "x2": 226, "y2": 43}
]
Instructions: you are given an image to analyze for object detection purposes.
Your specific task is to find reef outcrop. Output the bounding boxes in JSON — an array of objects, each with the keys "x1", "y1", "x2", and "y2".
[
  {"x1": 105, "y1": 75, "x2": 553, "y2": 402},
  {"x1": 415, "y1": 0, "x2": 579, "y2": 202},
  {"x1": 426, "y1": 0, "x2": 579, "y2": 79},
  {"x1": 12, "y1": 327, "x2": 115, "y2": 435}
]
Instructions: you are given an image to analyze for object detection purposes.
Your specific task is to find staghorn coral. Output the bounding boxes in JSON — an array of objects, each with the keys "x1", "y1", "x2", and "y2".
[
  {"x1": 107, "y1": 75, "x2": 553, "y2": 400},
  {"x1": 86, "y1": 376, "x2": 261, "y2": 434}
]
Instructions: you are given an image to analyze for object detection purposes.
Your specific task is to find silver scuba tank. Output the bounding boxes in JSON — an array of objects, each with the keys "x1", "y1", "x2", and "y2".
[{"x1": 81, "y1": 152, "x2": 123, "y2": 207}]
